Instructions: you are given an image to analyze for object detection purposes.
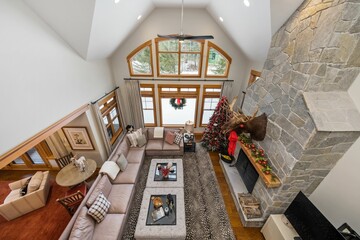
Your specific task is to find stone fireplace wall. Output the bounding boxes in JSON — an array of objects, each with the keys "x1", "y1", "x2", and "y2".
[{"x1": 242, "y1": 0, "x2": 360, "y2": 218}]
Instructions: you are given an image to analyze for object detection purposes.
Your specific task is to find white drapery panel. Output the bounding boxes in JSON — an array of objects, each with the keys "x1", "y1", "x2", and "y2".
[
  {"x1": 125, "y1": 80, "x2": 144, "y2": 129},
  {"x1": 221, "y1": 81, "x2": 233, "y2": 99}
]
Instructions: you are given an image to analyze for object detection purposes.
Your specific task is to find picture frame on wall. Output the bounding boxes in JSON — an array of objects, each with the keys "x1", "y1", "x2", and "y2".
[{"x1": 62, "y1": 127, "x2": 94, "y2": 150}]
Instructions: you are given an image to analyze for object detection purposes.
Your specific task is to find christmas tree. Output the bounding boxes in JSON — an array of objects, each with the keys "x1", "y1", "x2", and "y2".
[{"x1": 201, "y1": 96, "x2": 233, "y2": 151}]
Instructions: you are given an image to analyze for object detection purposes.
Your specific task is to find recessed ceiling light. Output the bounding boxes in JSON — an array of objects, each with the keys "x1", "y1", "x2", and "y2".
[
  {"x1": 137, "y1": 15, "x2": 142, "y2": 20},
  {"x1": 219, "y1": 17, "x2": 224, "y2": 22},
  {"x1": 244, "y1": 0, "x2": 250, "y2": 7},
  {"x1": 114, "y1": 0, "x2": 120, "y2": 4}
]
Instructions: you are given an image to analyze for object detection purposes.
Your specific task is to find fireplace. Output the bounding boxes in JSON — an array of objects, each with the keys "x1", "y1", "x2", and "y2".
[{"x1": 235, "y1": 149, "x2": 259, "y2": 193}]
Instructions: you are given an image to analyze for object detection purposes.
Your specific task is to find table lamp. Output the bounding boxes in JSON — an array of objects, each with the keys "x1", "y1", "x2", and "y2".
[{"x1": 184, "y1": 120, "x2": 194, "y2": 133}]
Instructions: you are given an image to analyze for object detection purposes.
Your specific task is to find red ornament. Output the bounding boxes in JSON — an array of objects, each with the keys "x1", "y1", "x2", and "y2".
[
  {"x1": 240, "y1": 124, "x2": 244, "y2": 128},
  {"x1": 176, "y1": 98, "x2": 181, "y2": 105}
]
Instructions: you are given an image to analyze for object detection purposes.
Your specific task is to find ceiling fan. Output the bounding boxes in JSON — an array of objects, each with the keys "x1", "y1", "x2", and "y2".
[{"x1": 157, "y1": 0, "x2": 214, "y2": 41}]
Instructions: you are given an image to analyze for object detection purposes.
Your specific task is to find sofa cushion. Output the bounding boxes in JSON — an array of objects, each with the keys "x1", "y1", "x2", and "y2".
[
  {"x1": 107, "y1": 184, "x2": 134, "y2": 214},
  {"x1": 99, "y1": 161, "x2": 120, "y2": 180},
  {"x1": 87, "y1": 192, "x2": 111, "y2": 223},
  {"x1": 147, "y1": 128, "x2": 155, "y2": 140},
  {"x1": 93, "y1": 214, "x2": 125, "y2": 240},
  {"x1": 27, "y1": 171, "x2": 43, "y2": 193},
  {"x1": 137, "y1": 134, "x2": 147, "y2": 147},
  {"x1": 116, "y1": 154, "x2": 128, "y2": 171},
  {"x1": 146, "y1": 139, "x2": 163, "y2": 151},
  {"x1": 4, "y1": 190, "x2": 21, "y2": 203},
  {"x1": 111, "y1": 163, "x2": 140, "y2": 184},
  {"x1": 69, "y1": 207, "x2": 95, "y2": 240},
  {"x1": 165, "y1": 131, "x2": 175, "y2": 144},
  {"x1": 163, "y1": 141, "x2": 181, "y2": 151},
  {"x1": 126, "y1": 149, "x2": 144, "y2": 164},
  {"x1": 86, "y1": 175, "x2": 112, "y2": 208},
  {"x1": 174, "y1": 132, "x2": 182, "y2": 145},
  {"x1": 116, "y1": 140, "x2": 129, "y2": 158}
]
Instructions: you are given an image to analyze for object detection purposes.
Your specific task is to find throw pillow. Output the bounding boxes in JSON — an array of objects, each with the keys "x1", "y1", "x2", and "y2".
[
  {"x1": 27, "y1": 171, "x2": 44, "y2": 193},
  {"x1": 165, "y1": 131, "x2": 175, "y2": 145},
  {"x1": 116, "y1": 154, "x2": 128, "y2": 172},
  {"x1": 99, "y1": 161, "x2": 120, "y2": 180},
  {"x1": 134, "y1": 128, "x2": 142, "y2": 138},
  {"x1": 87, "y1": 192, "x2": 111, "y2": 223},
  {"x1": 127, "y1": 132, "x2": 138, "y2": 147},
  {"x1": 19, "y1": 177, "x2": 31, "y2": 196},
  {"x1": 137, "y1": 134, "x2": 147, "y2": 147},
  {"x1": 174, "y1": 132, "x2": 182, "y2": 145}
]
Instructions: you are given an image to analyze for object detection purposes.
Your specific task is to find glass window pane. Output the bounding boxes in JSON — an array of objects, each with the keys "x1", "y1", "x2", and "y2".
[
  {"x1": 12, "y1": 158, "x2": 25, "y2": 164},
  {"x1": 181, "y1": 40, "x2": 201, "y2": 52},
  {"x1": 131, "y1": 46, "x2": 152, "y2": 74},
  {"x1": 27, "y1": 148, "x2": 45, "y2": 164},
  {"x1": 142, "y1": 97, "x2": 153, "y2": 109},
  {"x1": 202, "y1": 110, "x2": 214, "y2": 125},
  {"x1": 180, "y1": 88, "x2": 196, "y2": 92},
  {"x1": 113, "y1": 117, "x2": 120, "y2": 133},
  {"x1": 161, "y1": 88, "x2": 177, "y2": 92},
  {"x1": 143, "y1": 110, "x2": 155, "y2": 124},
  {"x1": 159, "y1": 53, "x2": 178, "y2": 74},
  {"x1": 205, "y1": 88, "x2": 221, "y2": 92},
  {"x1": 110, "y1": 108, "x2": 117, "y2": 119},
  {"x1": 140, "y1": 87, "x2": 152, "y2": 92},
  {"x1": 207, "y1": 48, "x2": 228, "y2": 75},
  {"x1": 161, "y1": 98, "x2": 196, "y2": 125},
  {"x1": 180, "y1": 54, "x2": 200, "y2": 75},
  {"x1": 103, "y1": 116, "x2": 108, "y2": 125},
  {"x1": 158, "y1": 40, "x2": 178, "y2": 52},
  {"x1": 107, "y1": 126, "x2": 113, "y2": 139},
  {"x1": 106, "y1": 97, "x2": 114, "y2": 104}
]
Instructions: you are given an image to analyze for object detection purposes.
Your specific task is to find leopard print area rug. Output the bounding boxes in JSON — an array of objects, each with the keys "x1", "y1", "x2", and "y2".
[{"x1": 121, "y1": 144, "x2": 235, "y2": 240}]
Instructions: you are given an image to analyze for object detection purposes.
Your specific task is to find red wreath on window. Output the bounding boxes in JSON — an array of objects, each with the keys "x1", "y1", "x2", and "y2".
[{"x1": 169, "y1": 98, "x2": 187, "y2": 110}]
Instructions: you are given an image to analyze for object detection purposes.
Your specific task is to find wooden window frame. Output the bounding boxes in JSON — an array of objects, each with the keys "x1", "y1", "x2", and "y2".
[
  {"x1": 155, "y1": 38, "x2": 204, "y2": 78},
  {"x1": 205, "y1": 41, "x2": 232, "y2": 78},
  {"x1": 140, "y1": 84, "x2": 157, "y2": 127},
  {"x1": 7, "y1": 141, "x2": 53, "y2": 170},
  {"x1": 248, "y1": 69, "x2": 261, "y2": 86},
  {"x1": 200, "y1": 85, "x2": 222, "y2": 127},
  {"x1": 127, "y1": 40, "x2": 154, "y2": 77},
  {"x1": 158, "y1": 84, "x2": 200, "y2": 127},
  {"x1": 99, "y1": 92, "x2": 123, "y2": 145}
]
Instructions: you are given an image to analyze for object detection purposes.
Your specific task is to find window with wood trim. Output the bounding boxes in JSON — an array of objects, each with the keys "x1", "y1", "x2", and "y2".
[
  {"x1": 99, "y1": 92, "x2": 123, "y2": 144},
  {"x1": 158, "y1": 84, "x2": 200, "y2": 127},
  {"x1": 127, "y1": 40, "x2": 153, "y2": 77},
  {"x1": 200, "y1": 85, "x2": 222, "y2": 126},
  {"x1": 140, "y1": 84, "x2": 156, "y2": 127},
  {"x1": 7, "y1": 141, "x2": 53, "y2": 169},
  {"x1": 248, "y1": 69, "x2": 261, "y2": 86},
  {"x1": 205, "y1": 42, "x2": 232, "y2": 78},
  {"x1": 155, "y1": 39, "x2": 204, "y2": 77}
]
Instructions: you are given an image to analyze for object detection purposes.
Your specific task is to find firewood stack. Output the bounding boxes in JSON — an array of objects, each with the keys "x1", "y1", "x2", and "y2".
[{"x1": 238, "y1": 193, "x2": 262, "y2": 219}]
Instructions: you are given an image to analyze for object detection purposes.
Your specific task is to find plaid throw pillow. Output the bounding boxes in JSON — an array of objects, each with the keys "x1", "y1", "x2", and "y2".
[
  {"x1": 87, "y1": 192, "x2": 111, "y2": 223},
  {"x1": 174, "y1": 132, "x2": 182, "y2": 145}
]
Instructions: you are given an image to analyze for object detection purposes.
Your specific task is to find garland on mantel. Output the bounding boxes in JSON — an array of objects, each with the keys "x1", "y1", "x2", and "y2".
[{"x1": 169, "y1": 98, "x2": 186, "y2": 110}]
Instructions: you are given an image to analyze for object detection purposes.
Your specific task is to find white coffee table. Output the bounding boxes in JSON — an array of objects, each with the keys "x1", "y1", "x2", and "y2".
[
  {"x1": 134, "y1": 188, "x2": 186, "y2": 240},
  {"x1": 146, "y1": 159, "x2": 184, "y2": 188}
]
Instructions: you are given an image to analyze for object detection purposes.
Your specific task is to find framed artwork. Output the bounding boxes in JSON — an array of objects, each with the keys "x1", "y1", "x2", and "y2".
[{"x1": 62, "y1": 127, "x2": 94, "y2": 150}]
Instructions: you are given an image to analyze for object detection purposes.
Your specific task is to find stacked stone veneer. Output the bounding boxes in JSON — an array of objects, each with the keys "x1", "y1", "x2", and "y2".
[{"x1": 242, "y1": 0, "x2": 360, "y2": 218}]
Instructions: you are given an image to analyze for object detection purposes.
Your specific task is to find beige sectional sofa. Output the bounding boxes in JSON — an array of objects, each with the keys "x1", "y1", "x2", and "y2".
[
  {"x1": 60, "y1": 127, "x2": 184, "y2": 239},
  {"x1": 0, "y1": 171, "x2": 51, "y2": 221}
]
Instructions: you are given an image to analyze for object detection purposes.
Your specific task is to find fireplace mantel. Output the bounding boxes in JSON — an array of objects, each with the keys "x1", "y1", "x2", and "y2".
[{"x1": 239, "y1": 141, "x2": 281, "y2": 188}]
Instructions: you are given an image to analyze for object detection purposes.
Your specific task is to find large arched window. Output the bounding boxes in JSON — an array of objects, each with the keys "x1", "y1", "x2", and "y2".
[
  {"x1": 205, "y1": 41, "x2": 232, "y2": 78},
  {"x1": 127, "y1": 40, "x2": 153, "y2": 77},
  {"x1": 155, "y1": 38, "x2": 204, "y2": 77}
]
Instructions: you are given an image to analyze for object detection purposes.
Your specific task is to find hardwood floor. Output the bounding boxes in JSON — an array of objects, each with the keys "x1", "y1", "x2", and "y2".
[{"x1": 195, "y1": 134, "x2": 265, "y2": 240}]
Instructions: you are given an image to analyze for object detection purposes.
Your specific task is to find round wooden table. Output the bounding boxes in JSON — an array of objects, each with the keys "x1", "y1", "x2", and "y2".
[{"x1": 56, "y1": 159, "x2": 97, "y2": 187}]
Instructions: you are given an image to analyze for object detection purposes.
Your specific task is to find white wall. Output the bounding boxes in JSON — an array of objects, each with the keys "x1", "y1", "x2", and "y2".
[
  {"x1": 0, "y1": 0, "x2": 115, "y2": 156},
  {"x1": 310, "y1": 73, "x2": 360, "y2": 233},
  {"x1": 110, "y1": 8, "x2": 252, "y2": 98}
]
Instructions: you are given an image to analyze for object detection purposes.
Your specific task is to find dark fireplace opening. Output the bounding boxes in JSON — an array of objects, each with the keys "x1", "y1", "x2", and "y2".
[{"x1": 235, "y1": 149, "x2": 259, "y2": 193}]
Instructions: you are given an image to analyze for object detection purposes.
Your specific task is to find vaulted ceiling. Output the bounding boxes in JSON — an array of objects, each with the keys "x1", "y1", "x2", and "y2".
[{"x1": 24, "y1": 0, "x2": 304, "y2": 65}]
